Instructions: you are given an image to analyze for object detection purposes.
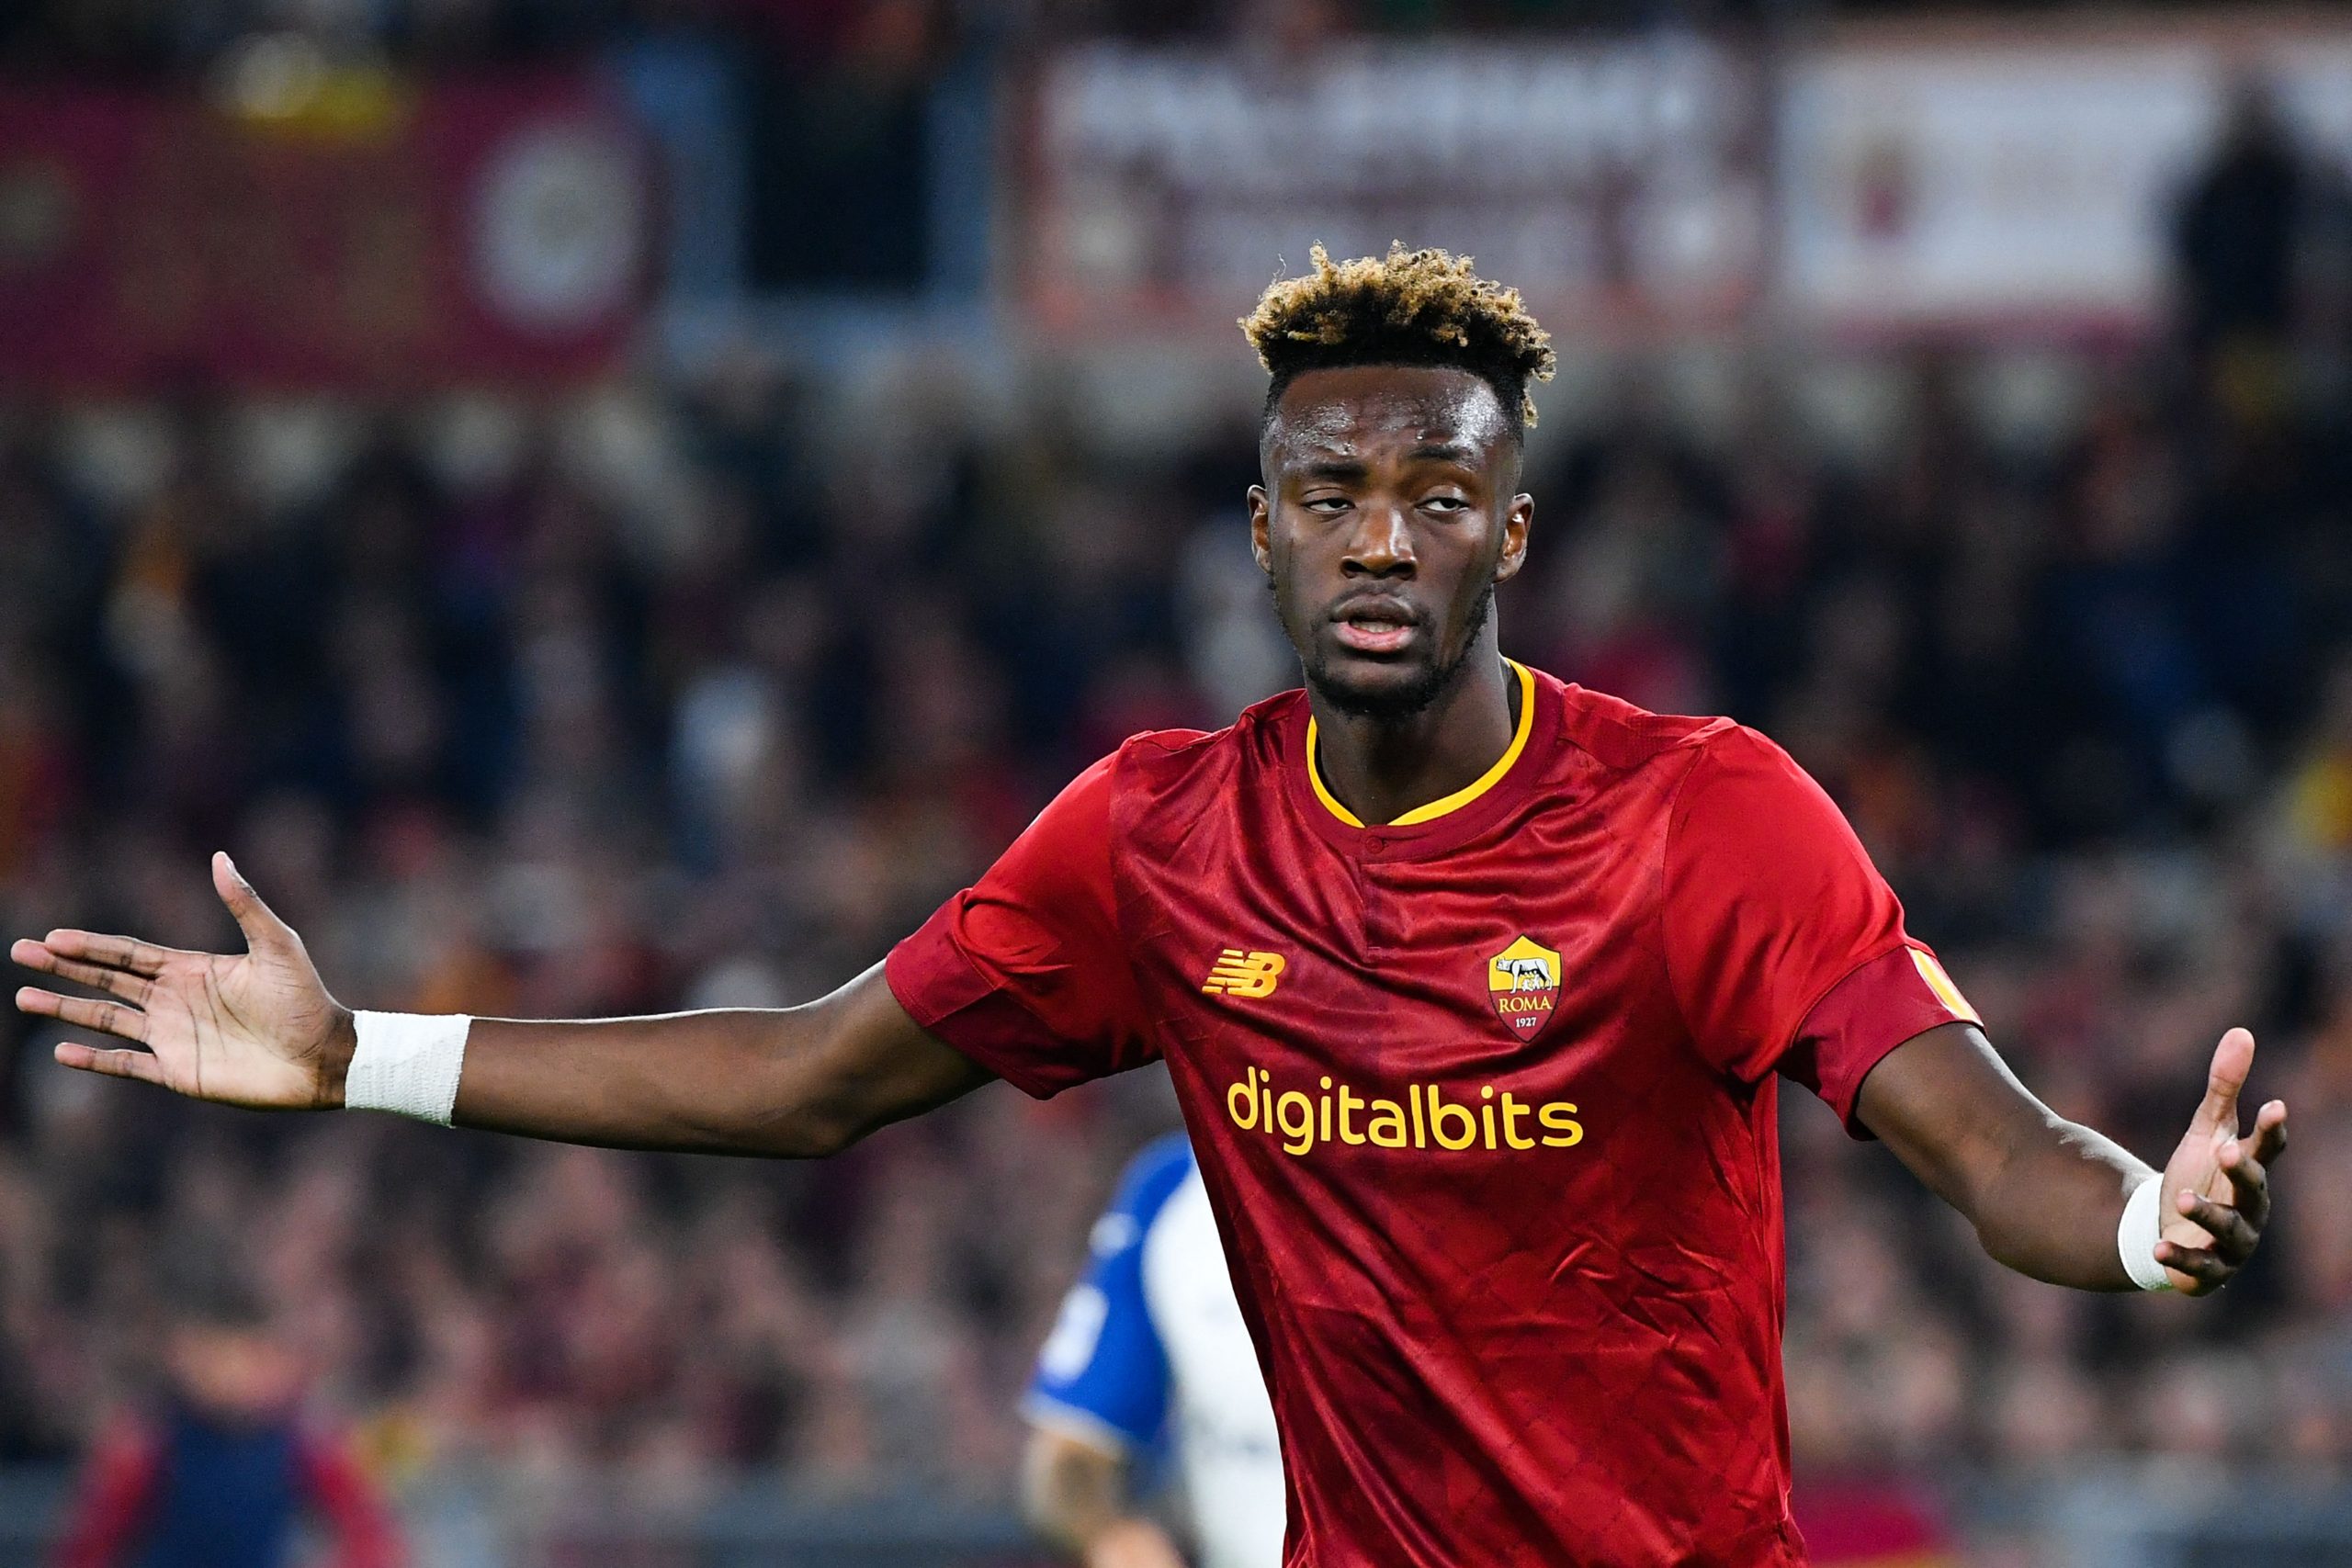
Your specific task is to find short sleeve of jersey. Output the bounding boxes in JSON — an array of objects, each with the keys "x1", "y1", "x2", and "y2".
[
  {"x1": 885, "y1": 752, "x2": 1158, "y2": 1099},
  {"x1": 1020, "y1": 1134, "x2": 1194, "y2": 1453},
  {"x1": 1662, "y1": 726, "x2": 1979, "y2": 1137}
]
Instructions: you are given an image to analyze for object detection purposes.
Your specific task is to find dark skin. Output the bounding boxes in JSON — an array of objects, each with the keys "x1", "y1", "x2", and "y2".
[
  {"x1": 1248, "y1": 363, "x2": 1532, "y2": 827},
  {"x1": 9, "y1": 867, "x2": 983, "y2": 1158},
  {"x1": 11, "y1": 364, "x2": 2283, "y2": 1299}
]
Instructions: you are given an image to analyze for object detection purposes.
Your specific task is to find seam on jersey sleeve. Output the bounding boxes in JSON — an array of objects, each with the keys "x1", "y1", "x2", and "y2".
[
  {"x1": 1786, "y1": 937, "x2": 1919, "y2": 1055},
  {"x1": 884, "y1": 922, "x2": 1080, "y2": 1100},
  {"x1": 1655, "y1": 736, "x2": 1721, "y2": 1055},
  {"x1": 1102, "y1": 739, "x2": 1183, "y2": 1054},
  {"x1": 1787, "y1": 940, "x2": 1968, "y2": 1140},
  {"x1": 1662, "y1": 725, "x2": 1907, "y2": 1079}
]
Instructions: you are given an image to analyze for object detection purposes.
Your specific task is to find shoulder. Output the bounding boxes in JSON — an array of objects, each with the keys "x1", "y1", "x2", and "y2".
[
  {"x1": 1096, "y1": 691, "x2": 1305, "y2": 835},
  {"x1": 1528, "y1": 674, "x2": 1835, "y2": 842},
  {"x1": 1531, "y1": 670, "x2": 1746, "y2": 811},
  {"x1": 1668, "y1": 721, "x2": 1831, "y2": 815},
  {"x1": 1662, "y1": 719, "x2": 1873, "y2": 880},
  {"x1": 1545, "y1": 673, "x2": 1739, "y2": 776},
  {"x1": 1111, "y1": 691, "x2": 1302, "y2": 781},
  {"x1": 1000, "y1": 704, "x2": 1275, "y2": 860}
]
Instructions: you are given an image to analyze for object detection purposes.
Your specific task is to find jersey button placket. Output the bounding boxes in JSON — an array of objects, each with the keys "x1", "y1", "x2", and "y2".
[{"x1": 1359, "y1": 840, "x2": 1403, "y2": 958}]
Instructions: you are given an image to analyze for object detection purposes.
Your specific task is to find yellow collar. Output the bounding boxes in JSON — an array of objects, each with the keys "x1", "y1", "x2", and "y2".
[{"x1": 1306, "y1": 659, "x2": 1536, "y2": 829}]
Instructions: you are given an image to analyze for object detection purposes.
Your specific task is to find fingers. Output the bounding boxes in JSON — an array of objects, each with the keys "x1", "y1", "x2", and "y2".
[
  {"x1": 19, "y1": 931, "x2": 173, "y2": 978},
  {"x1": 52, "y1": 1042, "x2": 165, "y2": 1086},
  {"x1": 2247, "y1": 1100, "x2": 2288, "y2": 1168},
  {"x1": 2193, "y1": 1026, "x2": 2256, "y2": 1134},
  {"x1": 2217, "y1": 1136, "x2": 2274, "y2": 1227},
  {"x1": 8, "y1": 943, "x2": 153, "y2": 1006},
  {"x1": 2176, "y1": 1190, "x2": 2258, "y2": 1262},
  {"x1": 16, "y1": 987, "x2": 148, "y2": 1045},
  {"x1": 2154, "y1": 1238, "x2": 2234, "y2": 1294},
  {"x1": 211, "y1": 852, "x2": 294, "y2": 953}
]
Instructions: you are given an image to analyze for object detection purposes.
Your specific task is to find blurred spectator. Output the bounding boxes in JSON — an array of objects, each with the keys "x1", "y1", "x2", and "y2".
[
  {"x1": 2172, "y1": 76, "x2": 2312, "y2": 391},
  {"x1": 49, "y1": 1272, "x2": 401, "y2": 1568}
]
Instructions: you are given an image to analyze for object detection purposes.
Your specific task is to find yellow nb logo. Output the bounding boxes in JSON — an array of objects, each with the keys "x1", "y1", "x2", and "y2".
[{"x1": 1202, "y1": 949, "x2": 1286, "y2": 998}]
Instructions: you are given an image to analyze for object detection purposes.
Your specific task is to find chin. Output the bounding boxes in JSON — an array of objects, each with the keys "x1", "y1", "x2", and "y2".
[{"x1": 1309, "y1": 649, "x2": 1453, "y2": 719}]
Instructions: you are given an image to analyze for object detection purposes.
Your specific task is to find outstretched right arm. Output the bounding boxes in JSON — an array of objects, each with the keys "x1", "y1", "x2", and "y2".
[
  {"x1": 13, "y1": 852, "x2": 990, "y2": 1156},
  {"x1": 449, "y1": 971, "x2": 989, "y2": 1155}
]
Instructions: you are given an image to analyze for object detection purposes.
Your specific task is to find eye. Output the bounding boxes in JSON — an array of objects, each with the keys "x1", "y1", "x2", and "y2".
[
  {"x1": 1303, "y1": 496, "x2": 1353, "y2": 514},
  {"x1": 1421, "y1": 495, "x2": 1470, "y2": 514}
]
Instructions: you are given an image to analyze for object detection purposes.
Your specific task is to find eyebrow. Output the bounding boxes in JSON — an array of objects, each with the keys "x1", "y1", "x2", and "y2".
[
  {"x1": 1294, "y1": 456, "x2": 1368, "y2": 480},
  {"x1": 1282, "y1": 440, "x2": 1486, "y2": 482}
]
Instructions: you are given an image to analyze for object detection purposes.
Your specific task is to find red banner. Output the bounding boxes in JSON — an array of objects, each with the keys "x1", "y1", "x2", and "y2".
[{"x1": 0, "y1": 74, "x2": 650, "y2": 391}]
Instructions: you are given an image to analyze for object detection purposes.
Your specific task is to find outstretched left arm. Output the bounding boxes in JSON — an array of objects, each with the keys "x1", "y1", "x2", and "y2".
[{"x1": 1856, "y1": 1021, "x2": 2287, "y2": 1295}]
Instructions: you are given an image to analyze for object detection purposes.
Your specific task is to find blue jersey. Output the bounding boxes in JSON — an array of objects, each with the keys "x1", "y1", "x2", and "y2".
[{"x1": 1025, "y1": 1134, "x2": 1285, "y2": 1568}]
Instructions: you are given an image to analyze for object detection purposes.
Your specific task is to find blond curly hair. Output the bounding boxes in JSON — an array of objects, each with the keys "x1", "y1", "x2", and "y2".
[{"x1": 1240, "y1": 243, "x2": 1556, "y2": 431}]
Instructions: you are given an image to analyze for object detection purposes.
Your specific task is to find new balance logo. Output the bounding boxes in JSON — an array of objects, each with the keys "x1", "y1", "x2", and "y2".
[{"x1": 1202, "y1": 949, "x2": 1286, "y2": 998}]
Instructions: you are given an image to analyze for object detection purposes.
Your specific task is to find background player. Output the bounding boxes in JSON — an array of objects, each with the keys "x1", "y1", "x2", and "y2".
[
  {"x1": 13, "y1": 245, "x2": 2288, "y2": 1564},
  {"x1": 50, "y1": 1274, "x2": 402, "y2": 1568},
  {"x1": 1021, "y1": 1134, "x2": 1283, "y2": 1568}
]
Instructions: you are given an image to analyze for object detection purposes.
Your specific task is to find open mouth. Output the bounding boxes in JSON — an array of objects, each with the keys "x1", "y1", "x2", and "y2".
[{"x1": 1329, "y1": 597, "x2": 1421, "y2": 657}]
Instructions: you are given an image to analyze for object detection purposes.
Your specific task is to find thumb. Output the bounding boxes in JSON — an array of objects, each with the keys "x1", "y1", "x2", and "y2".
[
  {"x1": 212, "y1": 852, "x2": 296, "y2": 953},
  {"x1": 2193, "y1": 1026, "x2": 2256, "y2": 1136}
]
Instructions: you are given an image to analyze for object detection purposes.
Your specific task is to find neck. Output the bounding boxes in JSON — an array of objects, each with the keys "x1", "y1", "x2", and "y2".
[{"x1": 1307, "y1": 637, "x2": 1518, "y2": 827}]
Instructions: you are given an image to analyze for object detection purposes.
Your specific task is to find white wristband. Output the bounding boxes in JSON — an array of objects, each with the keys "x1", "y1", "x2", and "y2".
[
  {"x1": 346, "y1": 1011, "x2": 470, "y2": 1125},
  {"x1": 2119, "y1": 1173, "x2": 2176, "y2": 1292}
]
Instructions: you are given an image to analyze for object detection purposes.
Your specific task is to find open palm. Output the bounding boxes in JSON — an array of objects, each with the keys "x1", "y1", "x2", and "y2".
[
  {"x1": 2149, "y1": 1026, "x2": 2288, "y2": 1296},
  {"x1": 11, "y1": 852, "x2": 349, "y2": 1111}
]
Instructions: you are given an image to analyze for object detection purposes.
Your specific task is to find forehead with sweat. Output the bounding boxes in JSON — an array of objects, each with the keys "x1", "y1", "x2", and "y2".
[{"x1": 1261, "y1": 367, "x2": 1521, "y2": 482}]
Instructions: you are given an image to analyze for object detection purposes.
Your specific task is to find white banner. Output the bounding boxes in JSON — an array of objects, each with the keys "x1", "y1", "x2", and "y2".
[
  {"x1": 1778, "y1": 25, "x2": 2352, "y2": 330},
  {"x1": 1018, "y1": 37, "x2": 1769, "y2": 335}
]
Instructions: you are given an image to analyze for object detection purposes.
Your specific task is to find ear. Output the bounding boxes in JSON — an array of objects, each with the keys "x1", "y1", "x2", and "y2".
[
  {"x1": 1492, "y1": 492, "x2": 1533, "y2": 585},
  {"x1": 1248, "y1": 485, "x2": 1273, "y2": 575}
]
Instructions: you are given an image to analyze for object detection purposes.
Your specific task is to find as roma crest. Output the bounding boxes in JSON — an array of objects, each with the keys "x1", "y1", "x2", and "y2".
[{"x1": 1487, "y1": 936, "x2": 1561, "y2": 1034}]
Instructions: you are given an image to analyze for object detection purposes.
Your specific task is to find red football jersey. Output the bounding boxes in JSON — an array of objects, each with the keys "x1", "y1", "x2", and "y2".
[{"x1": 888, "y1": 660, "x2": 1975, "y2": 1567}]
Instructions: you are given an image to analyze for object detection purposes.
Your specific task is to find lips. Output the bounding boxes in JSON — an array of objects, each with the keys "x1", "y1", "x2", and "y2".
[{"x1": 1329, "y1": 594, "x2": 1423, "y2": 657}]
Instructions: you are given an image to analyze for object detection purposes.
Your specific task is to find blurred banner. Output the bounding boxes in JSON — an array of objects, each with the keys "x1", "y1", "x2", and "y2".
[
  {"x1": 1779, "y1": 21, "x2": 2352, "y2": 333},
  {"x1": 1013, "y1": 37, "x2": 1770, "y2": 337},
  {"x1": 1014, "y1": 21, "x2": 2352, "y2": 344},
  {"x1": 0, "y1": 73, "x2": 650, "y2": 391}
]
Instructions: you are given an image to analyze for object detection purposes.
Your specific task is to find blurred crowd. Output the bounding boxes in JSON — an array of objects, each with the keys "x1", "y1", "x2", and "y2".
[
  {"x1": 0, "y1": 0, "x2": 1693, "y2": 73},
  {"x1": 6, "y1": 305, "x2": 2352, "y2": 1524},
  {"x1": 0, "y1": 0, "x2": 975, "y2": 73},
  {"x1": 0, "y1": 355, "x2": 1199, "y2": 1507},
  {"x1": 4, "y1": 10, "x2": 2352, "y2": 1561},
  {"x1": 0, "y1": 0, "x2": 2165, "y2": 76}
]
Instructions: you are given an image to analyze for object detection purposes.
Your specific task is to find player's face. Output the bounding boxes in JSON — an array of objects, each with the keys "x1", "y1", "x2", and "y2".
[{"x1": 1250, "y1": 366, "x2": 1532, "y2": 718}]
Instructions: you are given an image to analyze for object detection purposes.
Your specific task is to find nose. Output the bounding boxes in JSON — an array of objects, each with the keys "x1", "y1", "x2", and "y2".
[{"x1": 1340, "y1": 503, "x2": 1415, "y2": 579}]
